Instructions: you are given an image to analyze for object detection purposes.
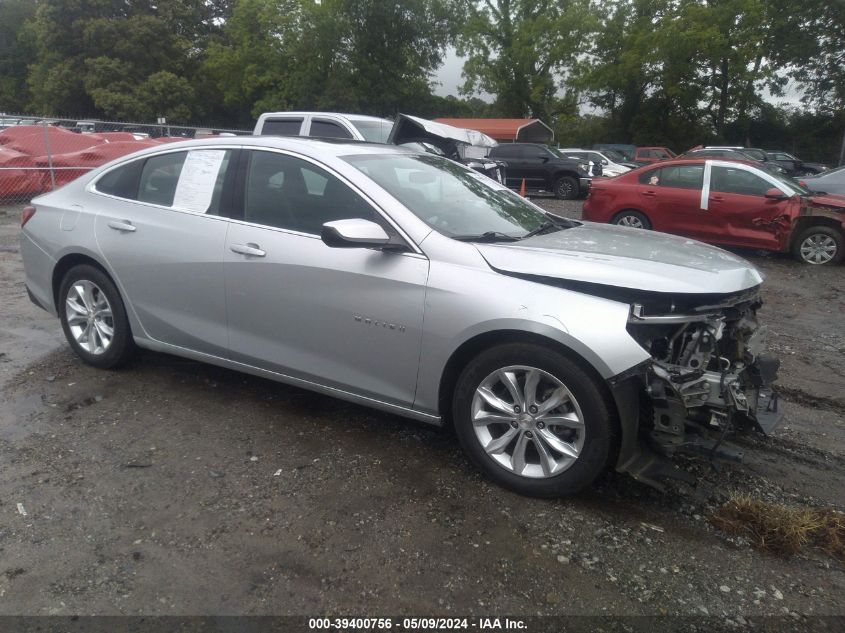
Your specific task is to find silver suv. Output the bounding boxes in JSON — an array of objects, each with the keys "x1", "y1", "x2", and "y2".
[{"x1": 20, "y1": 136, "x2": 779, "y2": 496}]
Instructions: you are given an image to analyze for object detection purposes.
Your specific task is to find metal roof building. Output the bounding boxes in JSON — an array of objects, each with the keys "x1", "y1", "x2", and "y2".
[{"x1": 432, "y1": 118, "x2": 554, "y2": 143}]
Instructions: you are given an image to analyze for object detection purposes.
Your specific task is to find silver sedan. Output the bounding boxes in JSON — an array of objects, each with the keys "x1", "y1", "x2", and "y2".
[{"x1": 21, "y1": 137, "x2": 779, "y2": 496}]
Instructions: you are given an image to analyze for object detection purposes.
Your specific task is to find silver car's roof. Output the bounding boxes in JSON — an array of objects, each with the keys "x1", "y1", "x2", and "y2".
[
  {"x1": 129, "y1": 135, "x2": 413, "y2": 158},
  {"x1": 78, "y1": 137, "x2": 417, "y2": 175}
]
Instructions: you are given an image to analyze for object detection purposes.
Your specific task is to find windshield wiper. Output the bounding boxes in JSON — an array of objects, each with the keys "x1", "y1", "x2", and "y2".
[
  {"x1": 521, "y1": 215, "x2": 573, "y2": 239},
  {"x1": 452, "y1": 231, "x2": 521, "y2": 243}
]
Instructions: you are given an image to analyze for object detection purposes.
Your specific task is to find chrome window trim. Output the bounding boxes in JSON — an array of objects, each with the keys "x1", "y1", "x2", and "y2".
[{"x1": 237, "y1": 147, "x2": 425, "y2": 256}]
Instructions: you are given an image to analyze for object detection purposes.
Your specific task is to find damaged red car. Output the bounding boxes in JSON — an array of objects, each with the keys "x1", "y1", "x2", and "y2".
[{"x1": 583, "y1": 159, "x2": 845, "y2": 265}]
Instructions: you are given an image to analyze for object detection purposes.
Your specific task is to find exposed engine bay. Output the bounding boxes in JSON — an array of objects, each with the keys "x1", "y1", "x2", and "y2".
[
  {"x1": 623, "y1": 286, "x2": 781, "y2": 483},
  {"x1": 485, "y1": 258, "x2": 780, "y2": 489}
]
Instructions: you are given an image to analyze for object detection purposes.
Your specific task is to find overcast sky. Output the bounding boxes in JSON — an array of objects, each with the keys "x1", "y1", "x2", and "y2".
[
  {"x1": 432, "y1": 48, "x2": 805, "y2": 111},
  {"x1": 433, "y1": 48, "x2": 470, "y2": 97}
]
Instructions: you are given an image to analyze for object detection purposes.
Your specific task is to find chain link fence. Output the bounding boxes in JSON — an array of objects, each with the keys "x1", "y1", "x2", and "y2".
[{"x1": 0, "y1": 114, "x2": 251, "y2": 203}]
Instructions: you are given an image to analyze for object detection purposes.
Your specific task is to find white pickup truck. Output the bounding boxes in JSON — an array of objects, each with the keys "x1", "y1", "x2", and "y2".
[{"x1": 253, "y1": 112, "x2": 393, "y2": 143}]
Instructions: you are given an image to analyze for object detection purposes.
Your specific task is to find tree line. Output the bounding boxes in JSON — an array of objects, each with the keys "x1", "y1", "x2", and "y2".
[{"x1": 1, "y1": 0, "x2": 843, "y2": 163}]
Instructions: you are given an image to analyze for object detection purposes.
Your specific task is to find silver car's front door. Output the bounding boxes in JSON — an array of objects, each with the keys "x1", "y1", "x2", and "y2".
[
  {"x1": 93, "y1": 148, "x2": 236, "y2": 357},
  {"x1": 224, "y1": 150, "x2": 428, "y2": 408}
]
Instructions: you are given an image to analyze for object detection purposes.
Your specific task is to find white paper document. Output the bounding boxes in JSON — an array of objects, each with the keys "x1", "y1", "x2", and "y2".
[{"x1": 172, "y1": 150, "x2": 226, "y2": 213}]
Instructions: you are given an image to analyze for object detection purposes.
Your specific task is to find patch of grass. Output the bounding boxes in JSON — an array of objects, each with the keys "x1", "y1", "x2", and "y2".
[{"x1": 711, "y1": 495, "x2": 845, "y2": 561}]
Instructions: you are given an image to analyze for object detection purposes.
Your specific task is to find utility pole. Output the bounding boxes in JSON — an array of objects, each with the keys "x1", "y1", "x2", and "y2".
[{"x1": 839, "y1": 122, "x2": 845, "y2": 166}]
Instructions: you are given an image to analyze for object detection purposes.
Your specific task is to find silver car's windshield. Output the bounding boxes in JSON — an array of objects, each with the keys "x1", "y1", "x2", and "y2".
[{"x1": 344, "y1": 153, "x2": 552, "y2": 238}]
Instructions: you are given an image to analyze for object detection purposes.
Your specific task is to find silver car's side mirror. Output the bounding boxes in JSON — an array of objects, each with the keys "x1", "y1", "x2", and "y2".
[{"x1": 321, "y1": 218, "x2": 392, "y2": 249}]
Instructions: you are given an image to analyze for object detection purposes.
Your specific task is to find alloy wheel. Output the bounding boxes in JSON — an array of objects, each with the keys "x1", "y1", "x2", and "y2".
[
  {"x1": 799, "y1": 234, "x2": 838, "y2": 265},
  {"x1": 471, "y1": 365, "x2": 585, "y2": 478},
  {"x1": 556, "y1": 180, "x2": 575, "y2": 199},
  {"x1": 65, "y1": 280, "x2": 115, "y2": 354},
  {"x1": 616, "y1": 214, "x2": 645, "y2": 229}
]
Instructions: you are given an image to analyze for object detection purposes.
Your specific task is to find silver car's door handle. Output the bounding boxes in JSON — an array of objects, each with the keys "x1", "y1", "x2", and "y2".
[
  {"x1": 230, "y1": 243, "x2": 266, "y2": 257},
  {"x1": 107, "y1": 220, "x2": 136, "y2": 232}
]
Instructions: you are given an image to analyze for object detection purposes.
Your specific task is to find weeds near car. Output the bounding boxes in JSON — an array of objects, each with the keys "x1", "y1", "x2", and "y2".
[{"x1": 711, "y1": 495, "x2": 845, "y2": 561}]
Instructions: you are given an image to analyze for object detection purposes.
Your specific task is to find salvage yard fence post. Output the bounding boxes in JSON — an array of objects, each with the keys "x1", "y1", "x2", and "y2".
[{"x1": 41, "y1": 120, "x2": 57, "y2": 192}]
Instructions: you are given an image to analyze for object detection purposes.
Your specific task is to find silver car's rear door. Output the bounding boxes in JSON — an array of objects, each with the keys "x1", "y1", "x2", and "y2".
[
  {"x1": 224, "y1": 149, "x2": 428, "y2": 408},
  {"x1": 92, "y1": 147, "x2": 237, "y2": 357}
]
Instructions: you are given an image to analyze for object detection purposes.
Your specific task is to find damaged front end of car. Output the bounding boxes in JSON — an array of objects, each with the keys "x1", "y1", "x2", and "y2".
[{"x1": 613, "y1": 287, "x2": 781, "y2": 489}]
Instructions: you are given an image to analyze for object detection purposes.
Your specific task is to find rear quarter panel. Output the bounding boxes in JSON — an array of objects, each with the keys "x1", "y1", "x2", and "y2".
[{"x1": 583, "y1": 178, "x2": 640, "y2": 223}]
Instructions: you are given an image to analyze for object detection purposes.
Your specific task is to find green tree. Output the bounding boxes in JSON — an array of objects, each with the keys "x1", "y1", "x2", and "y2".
[
  {"x1": 0, "y1": 0, "x2": 37, "y2": 112},
  {"x1": 201, "y1": 0, "x2": 306, "y2": 118},
  {"x1": 576, "y1": 0, "x2": 786, "y2": 146},
  {"x1": 769, "y1": 0, "x2": 845, "y2": 163},
  {"x1": 204, "y1": 0, "x2": 459, "y2": 119},
  {"x1": 27, "y1": 0, "x2": 231, "y2": 120},
  {"x1": 457, "y1": 0, "x2": 592, "y2": 119}
]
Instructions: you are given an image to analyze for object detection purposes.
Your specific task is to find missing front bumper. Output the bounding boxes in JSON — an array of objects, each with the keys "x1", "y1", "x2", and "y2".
[{"x1": 610, "y1": 356, "x2": 783, "y2": 491}]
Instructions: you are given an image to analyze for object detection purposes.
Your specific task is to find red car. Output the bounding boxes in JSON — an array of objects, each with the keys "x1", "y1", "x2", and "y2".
[
  {"x1": 583, "y1": 159, "x2": 845, "y2": 265},
  {"x1": 633, "y1": 146, "x2": 676, "y2": 165}
]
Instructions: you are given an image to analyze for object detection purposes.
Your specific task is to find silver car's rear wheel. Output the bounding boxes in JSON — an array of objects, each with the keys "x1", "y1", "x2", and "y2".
[
  {"x1": 59, "y1": 264, "x2": 136, "y2": 369},
  {"x1": 65, "y1": 280, "x2": 114, "y2": 355},
  {"x1": 471, "y1": 366, "x2": 585, "y2": 478}
]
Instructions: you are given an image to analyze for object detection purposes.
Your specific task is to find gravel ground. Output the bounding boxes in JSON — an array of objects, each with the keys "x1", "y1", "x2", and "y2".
[{"x1": 0, "y1": 201, "x2": 843, "y2": 623}]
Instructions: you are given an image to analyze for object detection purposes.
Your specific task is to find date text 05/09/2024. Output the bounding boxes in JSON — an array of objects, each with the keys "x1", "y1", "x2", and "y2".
[{"x1": 308, "y1": 617, "x2": 527, "y2": 630}]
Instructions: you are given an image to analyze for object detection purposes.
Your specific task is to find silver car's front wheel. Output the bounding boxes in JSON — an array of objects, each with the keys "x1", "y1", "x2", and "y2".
[
  {"x1": 471, "y1": 366, "x2": 585, "y2": 478},
  {"x1": 65, "y1": 280, "x2": 114, "y2": 355},
  {"x1": 453, "y1": 343, "x2": 616, "y2": 497}
]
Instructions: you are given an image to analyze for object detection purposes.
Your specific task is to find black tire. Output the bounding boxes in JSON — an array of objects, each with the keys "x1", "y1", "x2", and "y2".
[
  {"x1": 612, "y1": 209, "x2": 651, "y2": 230},
  {"x1": 553, "y1": 176, "x2": 578, "y2": 200},
  {"x1": 792, "y1": 225, "x2": 844, "y2": 265},
  {"x1": 58, "y1": 264, "x2": 136, "y2": 368},
  {"x1": 452, "y1": 343, "x2": 617, "y2": 497}
]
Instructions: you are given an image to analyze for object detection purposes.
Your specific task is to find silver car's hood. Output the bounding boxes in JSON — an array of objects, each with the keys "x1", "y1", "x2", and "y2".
[{"x1": 475, "y1": 222, "x2": 763, "y2": 294}]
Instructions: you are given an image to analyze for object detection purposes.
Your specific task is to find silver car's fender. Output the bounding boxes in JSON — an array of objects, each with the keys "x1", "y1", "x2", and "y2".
[{"x1": 412, "y1": 233, "x2": 651, "y2": 417}]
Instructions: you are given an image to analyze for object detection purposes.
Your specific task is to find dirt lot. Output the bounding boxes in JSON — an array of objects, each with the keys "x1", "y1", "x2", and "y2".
[{"x1": 0, "y1": 199, "x2": 843, "y2": 624}]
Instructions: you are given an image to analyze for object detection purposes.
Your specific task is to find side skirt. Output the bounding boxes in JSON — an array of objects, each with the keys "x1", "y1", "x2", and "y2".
[{"x1": 134, "y1": 336, "x2": 443, "y2": 427}]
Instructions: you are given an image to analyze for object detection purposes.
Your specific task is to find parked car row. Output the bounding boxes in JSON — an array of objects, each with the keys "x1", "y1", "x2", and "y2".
[
  {"x1": 678, "y1": 147, "x2": 788, "y2": 177},
  {"x1": 254, "y1": 112, "x2": 595, "y2": 200},
  {"x1": 591, "y1": 142, "x2": 831, "y2": 175}
]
